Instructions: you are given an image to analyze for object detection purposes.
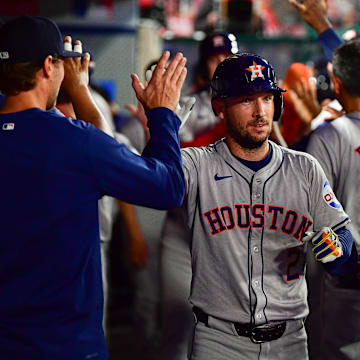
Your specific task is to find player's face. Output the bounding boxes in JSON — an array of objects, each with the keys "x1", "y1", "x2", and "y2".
[
  {"x1": 47, "y1": 59, "x2": 64, "y2": 110},
  {"x1": 222, "y1": 91, "x2": 274, "y2": 149},
  {"x1": 206, "y1": 53, "x2": 231, "y2": 80}
]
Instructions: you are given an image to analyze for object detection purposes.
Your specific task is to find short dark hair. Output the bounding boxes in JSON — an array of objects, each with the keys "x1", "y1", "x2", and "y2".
[
  {"x1": 332, "y1": 40, "x2": 360, "y2": 97},
  {"x1": 0, "y1": 57, "x2": 61, "y2": 96},
  {"x1": 0, "y1": 62, "x2": 42, "y2": 95}
]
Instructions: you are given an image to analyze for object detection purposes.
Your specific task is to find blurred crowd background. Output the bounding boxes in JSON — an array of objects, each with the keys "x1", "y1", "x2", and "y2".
[{"x1": 1, "y1": 0, "x2": 359, "y2": 107}]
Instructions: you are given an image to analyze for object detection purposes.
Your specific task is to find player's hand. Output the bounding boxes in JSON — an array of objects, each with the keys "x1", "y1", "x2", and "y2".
[
  {"x1": 303, "y1": 227, "x2": 343, "y2": 263},
  {"x1": 131, "y1": 51, "x2": 187, "y2": 112},
  {"x1": 62, "y1": 36, "x2": 90, "y2": 94},
  {"x1": 289, "y1": 77, "x2": 321, "y2": 134},
  {"x1": 125, "y1": 102, "x2": 148, "y2": 130},
  {"x1": 288, "y1": 0, "x2": 331, "y2": 35},
  {"x1": 323, "y1": 105, "x2": 345, "y2": 122},
  {"x1": 177, "y1": 97, "x2": 196, "y2": 129},
  {"x1": 145, "y1": 65, "x2": 196, "y2": 128}
]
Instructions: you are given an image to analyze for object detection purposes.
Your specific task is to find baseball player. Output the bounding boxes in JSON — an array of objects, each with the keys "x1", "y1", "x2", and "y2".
[
  {"x1": 288, "y1": 2, "x2": 360, "y2": 359},
  {"x1": 160, "y1": 32, "x2": 238, "y2": 360},
  {"x1": 0, "y1": 15, "x2": 186, "y2": 360},
  {"x1": 179, "y1": 32, "x2": 238, "y2": 146},
  {"x1": 179, "y1": 53, "x2": 356, "y2": 360},
  {"x1": 305, "y1": 39, "x2": 360, "y2": 360}
]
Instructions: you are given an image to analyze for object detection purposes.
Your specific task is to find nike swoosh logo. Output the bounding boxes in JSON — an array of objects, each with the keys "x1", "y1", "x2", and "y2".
[{"x1": 214, "y1": 174, "x2": 232, "y2": 181}]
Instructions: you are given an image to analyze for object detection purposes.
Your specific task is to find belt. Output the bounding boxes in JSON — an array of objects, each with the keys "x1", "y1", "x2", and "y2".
[{"x1": 193, "y1": 307, "x2": 286, "y2": 344}]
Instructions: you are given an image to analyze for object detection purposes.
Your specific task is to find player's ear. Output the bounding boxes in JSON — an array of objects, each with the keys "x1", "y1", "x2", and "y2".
[
  {"x1": 211, "y1": 98, "x2": 225, "y2": 120},
  {"x1": 332, "y1": 74, "x2": 342, "y2": 95},
  {"x1": 42, "y1": 55, "x2": 55, "y2": 79}
]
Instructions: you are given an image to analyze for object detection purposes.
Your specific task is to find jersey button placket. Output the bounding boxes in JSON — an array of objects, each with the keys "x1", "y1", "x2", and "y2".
[
  {"x1": 250, "y1": 179, "x2": 266, "y2": 324},
  {"x1": 254, "y1": 178, "x2": 262, "y2": 201},
  {"x1": 250, "y1": 239, "x2": 264, "y2": 323},
  {"x1": 254, "y1": 193, "x2": 261, "y2": 200}
]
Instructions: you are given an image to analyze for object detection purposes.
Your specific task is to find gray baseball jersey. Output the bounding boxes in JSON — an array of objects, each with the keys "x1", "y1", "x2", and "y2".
[
  {"x1": 181, "y1": 139, "x2": 349, "y2": 324},
  {"x1": 306, "y1": 113, "x2": 360, "y2": 360},
  {"x1": 307, "y1": 114, "x2": 360, "y2": 249},
  {"x1": 160, "y1": 89, "x2": 222, "y2": 360},
  {"x1": 179, "y1": 90, "x2": 219, "y2": 142}
]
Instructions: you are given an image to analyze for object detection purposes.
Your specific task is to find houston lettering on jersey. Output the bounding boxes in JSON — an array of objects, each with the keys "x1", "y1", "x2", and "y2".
[{"x1": 203, "y1": 204, "x2": 313, "y2": 241}]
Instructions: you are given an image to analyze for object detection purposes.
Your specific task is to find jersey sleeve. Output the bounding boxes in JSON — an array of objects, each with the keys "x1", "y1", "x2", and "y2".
[
  {"x1": 306, "y1": 124, "x2": 341, "y2": 189},
  {"x1": 181, "y1": 147, "x2": 201, "y2": 228},
  {"x1": 87, "y1": 107, "x2": 185, "y2": 210},
  {"x1": 307, "y1": 154, "x2": 349, "y2": 232}
]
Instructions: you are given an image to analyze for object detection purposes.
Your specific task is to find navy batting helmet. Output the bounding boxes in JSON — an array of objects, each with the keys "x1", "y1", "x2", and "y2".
[
  {"x1": 199, "y1": 32, "x2": 238, "y2": 59},
  {"x1": 211, "y1": 53, "x2": 285, "y2": 121}
]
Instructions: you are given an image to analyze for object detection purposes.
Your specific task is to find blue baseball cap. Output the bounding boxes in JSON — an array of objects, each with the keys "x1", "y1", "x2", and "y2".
[
  {"x1": 0, "y1": 15, "x2": 83, "y2": 63},
  {"x1": 199, "y1": 32, "x2": 238, "y2": 60}
]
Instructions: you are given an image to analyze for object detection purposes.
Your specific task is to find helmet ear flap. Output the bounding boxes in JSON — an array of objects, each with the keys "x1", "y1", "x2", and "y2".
[
  {"x1": 211, "y1": 98, "x2": 222, "y2": 117},
  {"x1": 268, "y1": 65, "x2": 277, "y2": 85},
  {"x1": 273, "y1": 91, "x2": 284, "y2": 122}
]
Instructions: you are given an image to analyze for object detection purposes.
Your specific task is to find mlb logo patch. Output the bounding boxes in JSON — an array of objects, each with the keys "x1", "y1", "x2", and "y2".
[
  {"x1": 2, "y1": 123, "x2": 15, "y2": 131},
  {"x1": 0, "y1": 52, "x2": 9, "y2": 59}
]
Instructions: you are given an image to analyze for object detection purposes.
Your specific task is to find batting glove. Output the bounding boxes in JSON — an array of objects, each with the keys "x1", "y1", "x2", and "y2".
[
  {"x1": 145, "y1": 67, "x2": 195, "y2": 129},
  {"x1": 303, "y1": 227, "x2": 343, "y2": 263}
]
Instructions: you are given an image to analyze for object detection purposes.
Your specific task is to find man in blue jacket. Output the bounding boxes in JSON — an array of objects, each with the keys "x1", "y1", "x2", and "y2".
[{"x1": 0, "y1": 15, "x2": 187, "y2": 360}]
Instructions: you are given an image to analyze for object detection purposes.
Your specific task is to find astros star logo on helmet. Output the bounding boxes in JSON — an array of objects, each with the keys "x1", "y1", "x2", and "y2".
[
  {"x1": 246, "y1": 61, "x2": 265, "y2": 81},
  {"x1": 213, "y1": 35, "x2": 225, "y2": 47}
]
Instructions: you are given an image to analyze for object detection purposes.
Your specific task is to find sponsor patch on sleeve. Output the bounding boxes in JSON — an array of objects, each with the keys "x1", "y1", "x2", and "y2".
[{"x1": 322, "y1": 180, "x2": 342, "y2": 210}]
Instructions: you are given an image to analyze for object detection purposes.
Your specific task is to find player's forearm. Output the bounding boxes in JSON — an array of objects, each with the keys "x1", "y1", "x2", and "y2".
[
  {"x1": 68, "y1": 84, "x2": 113, "y2": 137},
  {"x1": 143, "y1": 108, "x2": 182, "y2": 160},
  {"x1": 141, "y1": 108, "x2": 185, "y2": 208},
  {"x1": 117, "y1": 200, "x2": 142, "y2": 236},
  {"x1": 311, "y1": 16, "x2": 332, "y2": 36}
]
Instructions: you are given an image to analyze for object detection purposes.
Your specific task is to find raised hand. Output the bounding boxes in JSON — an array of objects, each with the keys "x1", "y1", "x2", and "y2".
[
  {"x1": 131, "y1": 51, "x2": 187, "y2": 113},
  {"x1": 177, "y1": 96, "x2": 196, "y2": 129},
  {"x1": 144, "y1": 63, "x2": 196, "y2": 128},
  {"x1": 289, "y1": 77, "x2": 321, "y2": 133},
  {"x1": 288, "y1": 0, "x2": 331, "y2": 35},
  {"x1": 61, "y1": 36, "x2": 113, "y2": 136},
  {"x1": 125, "y1": 102, "x2": 148, "y2": 129},
  {"x1": 61, "y1": 36, "x2": 90, "y2": 94}
]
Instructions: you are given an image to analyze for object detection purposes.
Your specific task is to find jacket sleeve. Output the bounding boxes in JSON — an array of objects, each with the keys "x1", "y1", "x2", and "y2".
[
  {"x1": 87, "y1": 107, "x2": 185, "y2": 210},
  {"x1": 318, "y1": 28, "x2": 344, "y2": 62}
]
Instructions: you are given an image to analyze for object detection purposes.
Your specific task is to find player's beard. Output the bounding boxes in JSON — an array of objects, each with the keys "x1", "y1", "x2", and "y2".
[{"x1": 226, "y1": 117, "x2": 272, "y2": 150}]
